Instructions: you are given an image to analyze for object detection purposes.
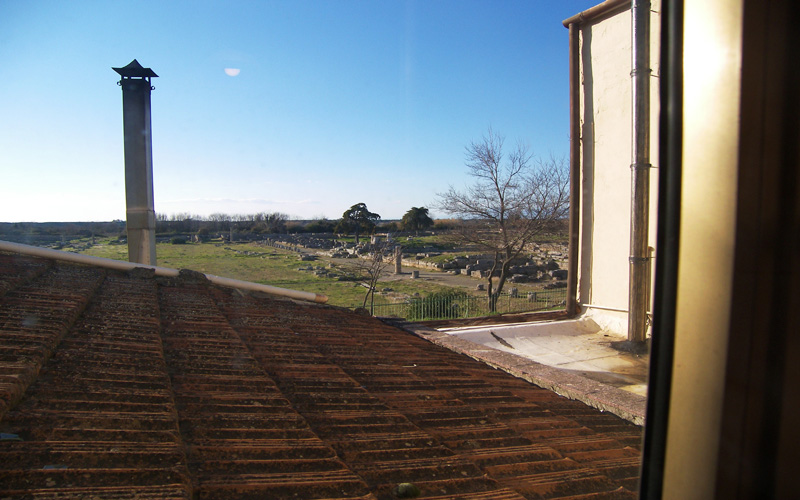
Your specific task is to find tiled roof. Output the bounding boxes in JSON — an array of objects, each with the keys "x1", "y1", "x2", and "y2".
[{"x1": 0, "y1": 250, "x2": 642, "y2": 499}]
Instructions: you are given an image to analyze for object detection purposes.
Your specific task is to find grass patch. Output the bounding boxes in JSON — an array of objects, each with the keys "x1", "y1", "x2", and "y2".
[
  {"x1": 78, "y1": 242, "x2": 465, "y2": 307},
  {"x1": 78, "y1": 239, "x2": 560, "y2": 309}
]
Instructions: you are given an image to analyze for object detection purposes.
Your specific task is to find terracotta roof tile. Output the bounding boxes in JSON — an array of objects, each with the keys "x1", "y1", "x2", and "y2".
[
  {"x1": 0, "y1": 269, "x2": 189, "y2": 498},
  {"x1": 0, "y1": 259, "x2": 106, "y2": 420},
  {"x1": 0, "y1": 251, "x2": 643, "y2": 498}
]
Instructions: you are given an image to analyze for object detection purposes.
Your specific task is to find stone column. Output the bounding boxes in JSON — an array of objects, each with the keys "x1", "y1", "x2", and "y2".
[{"x1": 394, "y1": 245, "x2": 402, "y2": 274}]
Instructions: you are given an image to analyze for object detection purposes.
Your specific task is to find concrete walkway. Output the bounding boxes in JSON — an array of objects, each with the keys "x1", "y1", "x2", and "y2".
[{"x1": 401, "y1": 317, "x2": 649, "y2": 425}]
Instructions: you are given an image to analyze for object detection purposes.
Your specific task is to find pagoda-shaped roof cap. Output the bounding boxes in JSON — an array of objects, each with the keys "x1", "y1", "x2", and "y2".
[{"x1": 112, "y1": 59, "x2": 158, "y2": 78}]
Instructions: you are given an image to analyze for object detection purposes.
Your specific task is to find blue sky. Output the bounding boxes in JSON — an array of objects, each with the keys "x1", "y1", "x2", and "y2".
[{"x1": 1, "y1": 0, "x2": 597, "y2": 222}]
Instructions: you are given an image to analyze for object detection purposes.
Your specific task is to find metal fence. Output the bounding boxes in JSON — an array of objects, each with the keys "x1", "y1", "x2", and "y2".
[{"x1": 353, "y1": 287, "x2": 567, "y2": 321}]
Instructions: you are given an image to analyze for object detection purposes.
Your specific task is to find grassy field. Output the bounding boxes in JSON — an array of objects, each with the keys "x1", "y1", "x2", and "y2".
[{"x1": 77, "y1": 241, "x2": 458, "y2": 307}]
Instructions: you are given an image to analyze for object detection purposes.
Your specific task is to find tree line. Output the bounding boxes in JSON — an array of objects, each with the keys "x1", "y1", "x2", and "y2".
[
  {"x1": 153, "y1": 206, "x2": 437, "y2": 237},
  {"x1": 155, "y1": 212, "x2": 291, "y2": 234}
]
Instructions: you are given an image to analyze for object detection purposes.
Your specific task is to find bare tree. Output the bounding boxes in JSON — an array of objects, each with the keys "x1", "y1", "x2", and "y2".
[
  {"x1": 340, "y1": 240, "x2": 394, "y2": 312},
  {"x1": 437, "y1": 129, "x2": 569, "y2": 311}
]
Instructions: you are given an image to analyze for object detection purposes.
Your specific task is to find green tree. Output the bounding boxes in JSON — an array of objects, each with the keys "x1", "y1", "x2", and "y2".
[
  {"x1": 401, "y1": 207, "x2": 434, "y2": 234},
  {"x1": 337, "y1": 203, "x2": 380, "y2": 244}
]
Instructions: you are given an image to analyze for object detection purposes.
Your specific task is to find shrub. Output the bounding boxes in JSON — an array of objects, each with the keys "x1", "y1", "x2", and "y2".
[
  {"x1": 379, "y1": 221, "x2": 400, "y2": 232},
  {"x1": 170, "y1": 236, "x2": 188, "y2": 245},
  {"x1": 303, "y1": 219, "x2": 337, "y2": 233},
  {"x1": 406, "y1": 291, "x2": 469, "y2": 321},
  {"x1": 433, "y1": 219, "x2": 458, "y2": 230}
]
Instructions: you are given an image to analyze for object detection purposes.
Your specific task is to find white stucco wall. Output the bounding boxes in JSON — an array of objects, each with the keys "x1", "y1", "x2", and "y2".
[{"x1": 576, "y1": 2, "x2": 660, "y2": 335}]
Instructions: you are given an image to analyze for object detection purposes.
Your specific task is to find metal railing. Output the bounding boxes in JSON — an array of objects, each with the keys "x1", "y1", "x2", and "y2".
[{"x1": 352, "y1": 288, "x2": 567, "y2": 321}]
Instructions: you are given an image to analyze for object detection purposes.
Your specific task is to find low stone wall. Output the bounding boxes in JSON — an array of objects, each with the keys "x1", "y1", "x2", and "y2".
[{"x1": 400, "y1": 258, "x2": 442, "y2": 270}]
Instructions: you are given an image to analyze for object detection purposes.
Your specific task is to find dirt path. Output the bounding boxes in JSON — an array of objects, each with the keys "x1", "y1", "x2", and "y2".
[{"x1": 377, "y1": 266, "x2": 481, "y2": 289}]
